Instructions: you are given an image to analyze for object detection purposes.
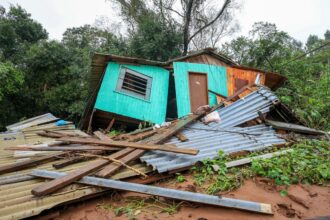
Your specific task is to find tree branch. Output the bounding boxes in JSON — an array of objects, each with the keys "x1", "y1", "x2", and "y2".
[
  {"x1": 182, "y1": 0, "x2": 194, "y2": 54},
  {"x1": 188, "y1": 0, "x2": 231, "y2": 43}
]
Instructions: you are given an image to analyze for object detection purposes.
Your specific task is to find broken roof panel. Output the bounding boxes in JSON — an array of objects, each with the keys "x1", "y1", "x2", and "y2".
[
  {"x1": 140, "y1": 86, "x2": 285, "y2": 173},
  {"x1": 141, "y1": 124, "x2": 285, "y2": 173},
  {"x1": 6, "y1": 113, "x2": 59, "y2": 131}
]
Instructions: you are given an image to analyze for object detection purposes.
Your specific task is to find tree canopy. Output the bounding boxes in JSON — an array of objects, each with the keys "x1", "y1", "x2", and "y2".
[{"x1": 0, "y1": 4, "x2": 329, "y2": 131}]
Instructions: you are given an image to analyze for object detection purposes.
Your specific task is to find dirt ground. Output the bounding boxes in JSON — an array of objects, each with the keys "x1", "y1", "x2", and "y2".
[{"x1": 48, "y1": 176, "x2": 330, "y2": 220}]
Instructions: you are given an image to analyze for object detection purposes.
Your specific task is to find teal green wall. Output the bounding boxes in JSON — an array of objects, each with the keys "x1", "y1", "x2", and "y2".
[
  {"x1": 95, "y1": 62, "x2": 169, "y2": 124},
  {"x1": 173, "y1": 62, "x2": 228, "y2": 117}
]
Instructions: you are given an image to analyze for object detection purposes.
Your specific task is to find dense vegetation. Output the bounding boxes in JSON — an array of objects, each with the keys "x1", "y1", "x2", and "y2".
[
  {"x1": 0, "y1": 4, "x2": 329, "y2": 131},
  {"x1": 189, "y1": 140, "x2": 330, "y2": 194}
]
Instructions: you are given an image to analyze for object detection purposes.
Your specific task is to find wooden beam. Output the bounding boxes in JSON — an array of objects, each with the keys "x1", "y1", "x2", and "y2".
[
  {"x1": 32, "y1": 112, "x2": 207, "y2": 196},
  {"x1": 93, "y1": 131, "x2": 112, "y2": 141},
  {"x1": 52, "y1": 157, "x2": 88, "y2": 169},
  {"x1": 175, "y1": 133, "x2": 188, "y2": 142},
  {"x1": 31, "y1": 146, "x2": 134, "y2": 196},
  {"x1": 96, "y1": 114, "x2": 207, "y2": 178},
  {"x1": 104, "y1": 118, "x2": 115, "y2": 133},
  {"x1": 6, "y1": 146, "x2": 120, "y2": 151},
  {"x1": 0, "y1": 152, "x2": 65, "y2": 175},
  {"x1": 95, "y1": 149, "x2": 143, "y2": 177},
  {"x1": 58, "y1": 137, "x2": 198, "y2": 155}
]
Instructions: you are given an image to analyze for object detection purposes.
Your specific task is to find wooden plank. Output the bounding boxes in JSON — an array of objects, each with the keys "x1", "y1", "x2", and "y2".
[
  {"x1": 175, "y1": 133, "x2": 188, "y2": 142},
  {"x1": 95, "y1": 149, "x2": 143, "y2": 177},
  {"x1": 32, "y1": 112, "x2": 207, "y2": 195},
  {"x1": 96, "y1": 114, "x2": 207, "y2": 178},
  {"x1": 104, "y1": 118, "x2": 115, "y2": 133},
  {"x1": 31, "y1": 159, "x2": 109, "y2": 196},
  {"x1": 52, "y1": 157, "x2": 88, "y2": 169},
  {"x1": 0, "y1": 152, "x2": 65, "y2": 175},
  {"x1": 58, "y1": 137, "x2": 198, "y2": 155},
  {"x1": 93, "y1": 131, "x2": 112, "y2": 141},
  {"x1": 6, "y1": 146, "x2": 120, "y2": 151},
  {"x1": 32, "y1": 145, "x2": 135, "y2": 196}
]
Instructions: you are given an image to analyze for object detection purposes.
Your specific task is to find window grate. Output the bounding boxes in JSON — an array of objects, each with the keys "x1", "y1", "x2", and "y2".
[{"x1": 116, "y1": 67, "x2": 152, "y2": 100}]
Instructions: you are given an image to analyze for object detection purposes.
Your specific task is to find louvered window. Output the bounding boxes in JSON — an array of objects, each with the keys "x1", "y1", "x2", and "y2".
[{"x1": 116, "y1": 67, "x2": 152, "y2": 100}]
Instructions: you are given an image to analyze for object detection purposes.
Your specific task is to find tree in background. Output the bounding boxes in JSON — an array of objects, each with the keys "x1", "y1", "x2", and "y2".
[
  {"x1": 222, "y1": 23, "x2": 330, "y2": 130},
  {"x1": 111, "y1": 0, "x2": 239, "y2": 56},
  {"x1": 0, "y1": 5, "x2": 128, "y2": 130}
]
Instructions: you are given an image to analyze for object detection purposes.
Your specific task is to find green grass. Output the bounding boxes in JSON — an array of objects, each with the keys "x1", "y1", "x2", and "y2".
[
  {"x1": 175, "y1": 173, "x2": 186, "y2": 182},
  {"x1": 251, "y1": 140, "x2": 330, "y2": 185},
  {"x1": 191, "y1": 140, "x2": 330, "y2": 194},
  {"x1": 97, "y1": 196, "x2": 182, "y2": 219}
]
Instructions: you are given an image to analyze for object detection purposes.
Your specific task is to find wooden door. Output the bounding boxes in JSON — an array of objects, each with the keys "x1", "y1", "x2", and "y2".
[{"x1": 188, "y1": 72, "x2": 208, "y2": 112}]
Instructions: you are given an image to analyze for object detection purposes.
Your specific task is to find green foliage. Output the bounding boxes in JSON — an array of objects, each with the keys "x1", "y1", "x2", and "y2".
[
  {"x1": 0, "y1": 61, "x2": 23, "y2": 100},
  {"x1": 251, "y1": 140, "x2": 330, "y2": 185},
  {"x1": 0, "y1": 4, "x2": 128, "y2": 130},
  {"x1": 175, "y1": 173, "x2": 186, "y2": 182},
  {"x1": 222, "y1": 22, "x2": 330, "y2": 130},
  {"x1": 192, "y1": 151, "x2": 248, "y2": 194},
  {"x1": 0, "y1": 4, "x2": 47, "y2": 61},
  {"x1": 97, "y1": 196, "x2": 182, "y2": 219},
  {"x1": 279, "y1": 189, "x2": 288, "y2": 197},
  {"x1": 128, "y1": 13, "x2": 182, "y2": 61},
  {"x1": 191, "y1": 141, "x2": 329, "y2": 194}
]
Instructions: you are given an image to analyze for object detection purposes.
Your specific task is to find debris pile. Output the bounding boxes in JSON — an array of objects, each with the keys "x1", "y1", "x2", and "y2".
[{"x1": 0, "y1": 85, "x2": 327, "y2": 219}]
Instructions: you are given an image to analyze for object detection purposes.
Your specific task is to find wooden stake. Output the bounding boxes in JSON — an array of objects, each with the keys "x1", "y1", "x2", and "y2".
[{"x1": 58, "y1": 137, "x2": 198, "y2": 155}]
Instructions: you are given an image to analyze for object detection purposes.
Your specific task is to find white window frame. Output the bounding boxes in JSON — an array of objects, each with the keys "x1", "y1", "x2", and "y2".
[{"x1": 116, "y1": 67, "x2": 152, "y2": 100}]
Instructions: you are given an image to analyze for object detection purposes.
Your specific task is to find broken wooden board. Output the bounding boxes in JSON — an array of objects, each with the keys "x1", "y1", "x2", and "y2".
[
  {"x1": 32, "y1": 170, "x2": 273, "y2": 215},
  {"x1": 6, "y1": 145, "x2": 120, "y2": 151},
  {"x1": 0, "y1": 152, "x2": 65, "y2": 175},
  {"x1": 32, "y1": 114, "x2": 205, "y2": 196},
  {"x1": 31, "y1": 147, "x2": 136, "y2": 196},
  {"x1": 95, "y1": 149, "x2": 143, "y2": 177},
  {"x1": 265, "y1": 119, "x2": 326, "y2": 135},
  {"x1": 58, "y1": 137, "x2": 198, "y2": 155},
  {"x1": 97, "y1": 114, "x2": 206, "y2": 178},
  {"x1": 175, "y1": 133, "x2": 188, "y2": 142}
]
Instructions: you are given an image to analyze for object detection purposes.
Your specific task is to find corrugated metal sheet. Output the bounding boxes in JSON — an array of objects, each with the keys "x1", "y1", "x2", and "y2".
[
  {"x1": 0, "y1": 128, "x2": 151, "y2": 220},
  {"x1": 141, "y1": 124, "x2": 285, "y2": 173},
  {"x1": 6, "y1": 113, "x2": 59, "y2": 131},
  {"x1": 141, "y1": 86, "x2": 285, "y2": 173}
]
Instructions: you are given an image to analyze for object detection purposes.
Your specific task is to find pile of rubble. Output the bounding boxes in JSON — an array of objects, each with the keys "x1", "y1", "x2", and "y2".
[{"x1": 0, "y1": 85, "x2": 327, "y2": 219}]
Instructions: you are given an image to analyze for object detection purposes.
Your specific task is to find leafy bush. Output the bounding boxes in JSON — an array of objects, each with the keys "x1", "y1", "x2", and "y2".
[{"x1": 251, "y1": 140, "x2": 330, "y2": 185}]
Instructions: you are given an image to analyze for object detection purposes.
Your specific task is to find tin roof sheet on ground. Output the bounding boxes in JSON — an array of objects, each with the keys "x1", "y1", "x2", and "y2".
[
  {"x1": 6, "y1": 113, "x2": 59, "y2": 131},
  {"x1": 141, "y1": 87, "x2": 286, "y2": 173},
  {"x1": 0, "y1": 125, "x2": 151, "y2": 220}
]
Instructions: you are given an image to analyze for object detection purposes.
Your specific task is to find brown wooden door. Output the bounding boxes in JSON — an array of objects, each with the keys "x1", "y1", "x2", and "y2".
[{"x1": 188, "y1": 72, "x2": 208, "y2": 113}]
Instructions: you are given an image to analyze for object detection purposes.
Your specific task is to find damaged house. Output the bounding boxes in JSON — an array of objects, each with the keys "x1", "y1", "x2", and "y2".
[{"x1": 79, "y1": 48, "x2": 286, "y2": 130}]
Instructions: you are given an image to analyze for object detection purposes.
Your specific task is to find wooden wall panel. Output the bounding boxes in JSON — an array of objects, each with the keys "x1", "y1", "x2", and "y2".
[
  {"x1": 226, "y1": 67, "x2": 266, "y2": 96},
  {"x1": 94, "y1": 62, "x2": 170, "y2": 124}
]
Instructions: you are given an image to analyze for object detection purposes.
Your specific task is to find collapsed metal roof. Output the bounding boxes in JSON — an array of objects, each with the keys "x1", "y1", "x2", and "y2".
[{"x1": 141, "y1": 86, "x2": 286, "y2": 173}]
